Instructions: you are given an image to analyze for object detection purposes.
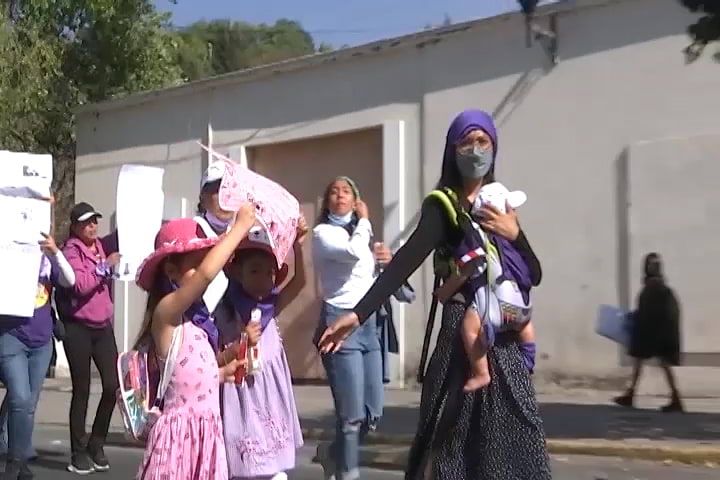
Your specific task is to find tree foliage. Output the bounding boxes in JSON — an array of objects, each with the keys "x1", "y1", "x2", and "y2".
[
  {"x1": 679, "y1": 0, "x2": 720, "y2": 62},
  {"x1": 0, "y1": 1, "x2": 328, "y2": 233},
  {"x1": 0, "y1": 0, "x2": 183, "y2": 236},
  {"x1": 174, "y1": 19, "x2": 321, "y2": 82}
]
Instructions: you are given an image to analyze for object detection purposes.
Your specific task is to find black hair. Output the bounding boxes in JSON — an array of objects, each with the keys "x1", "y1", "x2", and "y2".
[
  {"x1": 196, "y1": 180, "x2": 221, "y2": 215},
  {"x1": 643, "y1": 252, "x2": 664, "y2": 284},
  {"x1": 232, "y1": 248, "x2": 277, "y2": 269},
  {"x1": 316, "y1": 178, "x2": 360, "y2": 235}
]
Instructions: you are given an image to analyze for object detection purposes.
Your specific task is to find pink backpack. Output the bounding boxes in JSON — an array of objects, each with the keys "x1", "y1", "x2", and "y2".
[{"x1": 115, "y1": 326, "x2": 183, "y2": 442}]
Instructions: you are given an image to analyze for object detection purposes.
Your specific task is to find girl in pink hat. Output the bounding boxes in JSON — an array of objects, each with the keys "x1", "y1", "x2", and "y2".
[{"x1": 133, "y1": 204, "x2": 255, "y2": 480}]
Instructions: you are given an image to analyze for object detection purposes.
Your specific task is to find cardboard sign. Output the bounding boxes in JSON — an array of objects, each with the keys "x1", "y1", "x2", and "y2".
[{"x1": 200, "y1": 145, "x2": 300, "y2": 265}]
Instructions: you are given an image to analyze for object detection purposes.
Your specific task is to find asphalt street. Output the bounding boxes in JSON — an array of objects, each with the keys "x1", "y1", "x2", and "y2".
[{"x1": 4, "y1": 425, "x2": 718, "y2": 479}]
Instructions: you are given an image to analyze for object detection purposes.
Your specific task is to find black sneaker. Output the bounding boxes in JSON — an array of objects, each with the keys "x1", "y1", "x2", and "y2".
[
  {"x1": 88, "y1": 445, "x2": 109, "y2": 472},
  {"x1": 613, "y1": 392, "x2": 634, "y2": 408},
  {"x1": 66, "y1": 453, "x2": 94, "y2": 475},
  {"x1": 661, "y1": 399, "x2": 684, "y2": 413}
]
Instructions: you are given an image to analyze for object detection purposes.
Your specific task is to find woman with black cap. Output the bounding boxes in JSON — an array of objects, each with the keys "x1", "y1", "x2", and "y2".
[{"x1": 58, "y1": 202, "x2": 120, "y2": 475}]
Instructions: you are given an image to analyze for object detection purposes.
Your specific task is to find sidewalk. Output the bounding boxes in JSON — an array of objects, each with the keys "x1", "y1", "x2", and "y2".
[{"x1": 19, "y1": 379, "x2": 720, "y2": 469}]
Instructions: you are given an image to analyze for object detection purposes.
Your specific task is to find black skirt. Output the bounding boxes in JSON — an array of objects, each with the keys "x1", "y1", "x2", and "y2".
[{"x1": 406, "y1": 302, "x2": 552, "y2": 480}]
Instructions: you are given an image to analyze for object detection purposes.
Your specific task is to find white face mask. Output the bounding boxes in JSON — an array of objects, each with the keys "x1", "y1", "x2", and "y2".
[{"x1": 327, "y1": 212, "x2": 353, "y2": 226}]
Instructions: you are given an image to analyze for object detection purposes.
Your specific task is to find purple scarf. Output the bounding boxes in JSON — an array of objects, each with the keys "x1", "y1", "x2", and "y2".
[
  {"x1": 227, "y1": 281, "x2": 278, "y2": 331},
  {"x1": 161, "y1": 278, "x2": 218, "y2": 351}
]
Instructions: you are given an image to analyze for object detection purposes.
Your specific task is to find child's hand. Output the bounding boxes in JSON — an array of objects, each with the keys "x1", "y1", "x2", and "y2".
[
  {"x1": 434, "y1": 281, "x2": 456, "y2": 304},
  {"x1": 233, "y1": 203, "x2": 256, "y2": 230},
  {"x1": 246, "y1": 321, "x2": 261, "y2": 346},
  {"x1": 219, "y1": 358, "x2": 246, "y2": 383},
  {"x1": 219, "y1": 341, "x2": 239, "y2": 366},
  {"x1": 295, "y1": 215, "x2": 309, "y2": 244}
]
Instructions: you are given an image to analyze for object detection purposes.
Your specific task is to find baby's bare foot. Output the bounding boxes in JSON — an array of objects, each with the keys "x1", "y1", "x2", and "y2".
[{"x1": 463, "y1": 371, "x2": 491, "y2": 392}]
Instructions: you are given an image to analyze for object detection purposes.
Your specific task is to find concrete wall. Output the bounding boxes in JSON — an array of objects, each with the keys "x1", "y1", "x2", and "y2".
[{"x1": 74, "y1": 0, "x2": 720, "y2": 384}]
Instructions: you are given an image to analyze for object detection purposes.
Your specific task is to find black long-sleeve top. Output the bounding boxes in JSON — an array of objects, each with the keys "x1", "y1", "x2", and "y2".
[{"x1": 354, "y1": 196, "x2": 542, "y2": 322}]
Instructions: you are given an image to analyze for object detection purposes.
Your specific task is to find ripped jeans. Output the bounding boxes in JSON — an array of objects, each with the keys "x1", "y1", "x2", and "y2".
[{"x1": 319, "y1": 303, "x2": 384, "y2": 480}]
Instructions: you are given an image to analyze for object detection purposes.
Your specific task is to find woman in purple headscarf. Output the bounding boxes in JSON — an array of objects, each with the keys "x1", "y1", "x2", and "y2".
[{"x1": 318, "y1": 110, "x2": 551, "y2": 479}]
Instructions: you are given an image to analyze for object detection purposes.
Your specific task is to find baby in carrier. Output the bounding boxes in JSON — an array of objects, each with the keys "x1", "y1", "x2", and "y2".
[{"x1": 435, "y1": 182, "x2": 534, "y2": 391}]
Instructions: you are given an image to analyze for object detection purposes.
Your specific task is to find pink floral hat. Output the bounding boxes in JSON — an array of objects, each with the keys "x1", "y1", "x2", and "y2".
[{"x1": 136, "y1": 218, "x2": 220, "y2": 291}]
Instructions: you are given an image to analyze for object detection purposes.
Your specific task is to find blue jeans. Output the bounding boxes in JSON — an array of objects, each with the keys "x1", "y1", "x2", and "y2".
[
  {"x1": 318, "y1": 303, "x2": 384, "y2": 480},
  {"x1": 0, "y1": 334, "x2": 52, "y2": 461}
]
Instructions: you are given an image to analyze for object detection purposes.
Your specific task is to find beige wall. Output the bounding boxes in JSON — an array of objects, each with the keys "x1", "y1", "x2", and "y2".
[
  {"x1": 74, "y1": 0, "x2": 720, "y2": 388},
  {"x1": 249, "y1": 128, "x2": 384, "y2": 379}
]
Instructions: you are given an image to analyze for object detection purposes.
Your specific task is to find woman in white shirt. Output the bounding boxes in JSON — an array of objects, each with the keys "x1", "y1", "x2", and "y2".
[{"x1": 312, "y1": 177, "x2": 388, "y2": 480}]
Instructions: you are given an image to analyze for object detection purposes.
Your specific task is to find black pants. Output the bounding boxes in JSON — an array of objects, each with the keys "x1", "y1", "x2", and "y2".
[{"x1": 63, "y1": 320, "x2": 119, "y2": 454}]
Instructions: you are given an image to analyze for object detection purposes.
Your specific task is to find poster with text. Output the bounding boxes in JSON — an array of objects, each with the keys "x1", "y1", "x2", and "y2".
[
  {"x1": 116, "y1": 165, "x2": 165, "y2": 281},
  {"x1": 0, "y1": 151, "x2": 53, "y2": 317}
]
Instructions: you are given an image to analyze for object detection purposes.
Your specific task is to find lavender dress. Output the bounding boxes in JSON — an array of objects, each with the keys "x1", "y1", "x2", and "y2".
[{"x1": 216, "y1": 298, "x2": 303, "y2": 479}]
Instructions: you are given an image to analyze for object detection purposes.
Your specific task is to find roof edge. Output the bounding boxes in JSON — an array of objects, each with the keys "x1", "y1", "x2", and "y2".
[{"x1": 75, "y1": 0, "x2": 630, "y2": 116}]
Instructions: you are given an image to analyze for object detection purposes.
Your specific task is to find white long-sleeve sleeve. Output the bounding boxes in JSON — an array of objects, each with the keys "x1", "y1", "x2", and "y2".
[
  {"x1": 312, "y1": 219, "x2": 377, "y2": 308},
  {"x1": 49, "y1": 251, "x2": 76, "y2": 288},
  {"x1": 312, "y1": 218, "x2": 373, "y2": 264}
]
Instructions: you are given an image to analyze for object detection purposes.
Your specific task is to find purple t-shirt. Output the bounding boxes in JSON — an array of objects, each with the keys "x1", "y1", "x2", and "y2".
[{"x1": 0, "y1": 272, "x2": 55, "y2": 348}]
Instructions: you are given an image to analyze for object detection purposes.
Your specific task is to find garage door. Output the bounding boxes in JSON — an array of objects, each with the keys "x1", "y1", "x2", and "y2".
[{"x1": 249, "y1": 127, "x2": 384, "y2": 380}]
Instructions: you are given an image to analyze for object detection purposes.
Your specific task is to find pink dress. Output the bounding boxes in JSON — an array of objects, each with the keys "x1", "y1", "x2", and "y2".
[{"x1": 137, "y1": 321, "x2": 228, "y2": 480}]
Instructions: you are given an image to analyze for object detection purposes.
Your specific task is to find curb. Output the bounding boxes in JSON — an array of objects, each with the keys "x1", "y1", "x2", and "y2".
[
  {"x1": 299, "y1": 429, "x2": 720, "y2": 469},
  {"x1": 103, "y1": 426, "x2": 720, "y2": 469}
]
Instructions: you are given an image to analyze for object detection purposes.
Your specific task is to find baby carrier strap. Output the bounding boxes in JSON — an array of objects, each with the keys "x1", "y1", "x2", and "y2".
[{"x1": 417, "y1": 188, "x2": 466, "y2": 383}]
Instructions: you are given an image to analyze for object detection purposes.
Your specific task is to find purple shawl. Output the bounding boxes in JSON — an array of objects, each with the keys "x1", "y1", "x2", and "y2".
[
  {"x1": 227, "y1": 281, "x2": 278, "y2": 331},
  {"x1": 161, "y1": 278, "x2": 218, "y2": 351}
]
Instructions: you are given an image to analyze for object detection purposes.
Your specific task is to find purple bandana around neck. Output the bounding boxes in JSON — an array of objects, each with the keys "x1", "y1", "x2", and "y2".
[
  {"x1": 162, "y1": 278, "x2": 219, "y2": 351},
  {"x1": 227, "y1": 281, "x2": 278, "y2": 331},
  {"x1": 204, "y1": 212, "x2": 230, "y2": 234}
]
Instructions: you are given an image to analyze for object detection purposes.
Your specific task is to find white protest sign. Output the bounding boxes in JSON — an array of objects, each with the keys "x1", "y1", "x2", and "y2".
[
  {"x1": 116, "y1": 165, "x2": 165, "y2": 281},
  {"x1": 0, "y1": 151, "x2": 53, "y2": 317}
]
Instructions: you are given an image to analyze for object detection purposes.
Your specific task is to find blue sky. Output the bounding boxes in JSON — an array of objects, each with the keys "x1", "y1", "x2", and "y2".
[{"x1": 154, "y1": 0, "x2": 530, "y2": 47}]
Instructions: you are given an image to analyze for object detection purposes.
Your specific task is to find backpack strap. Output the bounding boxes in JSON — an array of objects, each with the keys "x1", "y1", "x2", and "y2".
[
  {"x1": 153, "y1": 325, "x2": 183, "y2": 408},
  {"x1": 427, "y1": 189, "x2": 459, "y2": 228}
]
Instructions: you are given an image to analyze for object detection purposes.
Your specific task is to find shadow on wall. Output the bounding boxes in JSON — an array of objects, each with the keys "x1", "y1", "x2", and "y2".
[{"x1": 77, "y1": 0, "x2": 694, "y2": 157}]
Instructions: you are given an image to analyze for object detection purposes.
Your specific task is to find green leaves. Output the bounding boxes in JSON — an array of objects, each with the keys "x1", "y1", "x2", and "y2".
[
  {"x1": 0, "y1": 1, "x2": 184, "y2": 237},
  {"x1": 678, "y1": 0, "x2": 720, "y2": 62},
  {"x1": 174, "y1": 19, "x2": 319, "y2": 81},
  {"x1": 0, "y1": 1, "x2": 324, "y2": 233}
]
